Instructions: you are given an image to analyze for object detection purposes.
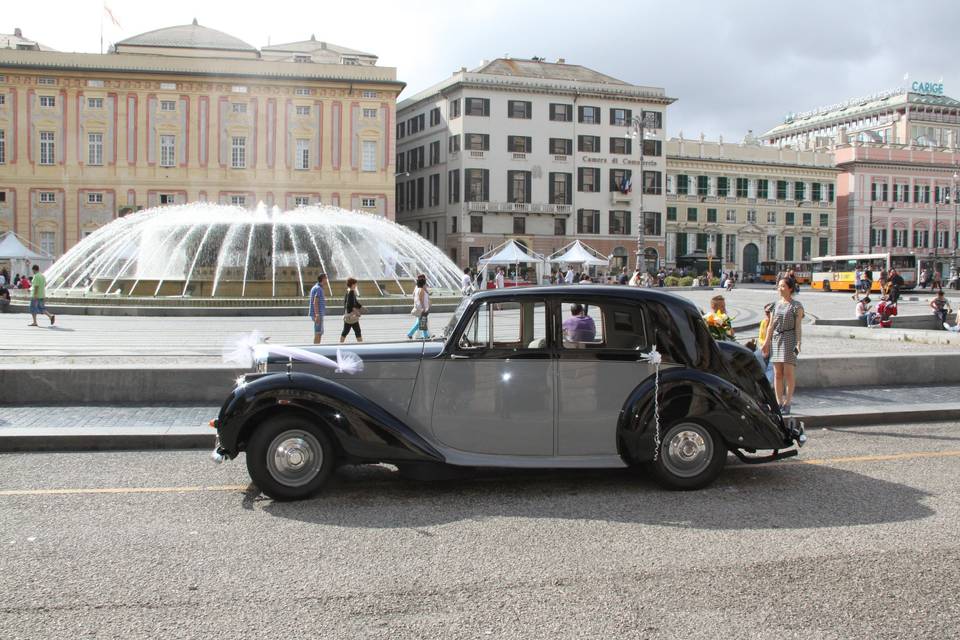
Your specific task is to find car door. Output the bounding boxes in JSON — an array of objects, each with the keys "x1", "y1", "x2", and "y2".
[
  {"x1": 555, "y1": 297, "x2": 655, "y2": 456},
  {"x1": 432, "y1": 298, "x2": 555, "y2": 456}
]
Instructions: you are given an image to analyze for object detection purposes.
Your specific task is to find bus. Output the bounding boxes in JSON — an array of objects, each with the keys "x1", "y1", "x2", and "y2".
[
  {"x1": 758, "y1": 261, "x2": 778, "y2": 284},
  {"x1": 759, "y1": 261, "x2": 812, "y2": 284},
  {"x1": 810, "y1": 253, "x2": 918, "y2": 292}
]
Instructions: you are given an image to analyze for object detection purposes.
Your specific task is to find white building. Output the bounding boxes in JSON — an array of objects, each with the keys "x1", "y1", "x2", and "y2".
[{"x1": 396, "y1": 58, "x2": 675, "y2": 272}]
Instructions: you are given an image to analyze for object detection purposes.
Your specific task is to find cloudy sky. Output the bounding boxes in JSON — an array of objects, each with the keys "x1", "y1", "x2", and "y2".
[{"x1": 7, "y1": 0, "x2": 957, "y2": 140}]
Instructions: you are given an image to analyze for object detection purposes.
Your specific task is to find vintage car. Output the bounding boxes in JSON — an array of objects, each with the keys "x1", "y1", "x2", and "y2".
[{"x1": 211, "y1": 286, "x2": 805, "y2": 500}]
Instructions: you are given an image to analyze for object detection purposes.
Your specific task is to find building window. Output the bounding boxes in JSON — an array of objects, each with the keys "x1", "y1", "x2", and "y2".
[
  {"x1": 465, "y1": 133, "x2": 490, "y2": 151},
  {"x1": 408, "y1": 114, "x2": 424, "y2": 133},
  {"x1": 746, "y1": 210, "x2": 757, "y2": 223},
  {"x1": 508, "y1": 136, "x2": 532, "y2": 153},
  {"x1": 677, "y1": 175, "x2": 689, "y2": 195},
  {"x1": 362, "y1": 141, "x2": 377, "y2": 171},
  {"x1": 429, "y1": 141, "x2": 440, "y2": 166},
  {"x1": 451, "y1": 216, "x2": 458, "y2": 234},
  {"x1": 294, "y1": 196, "x2": 310, "y2": 207},
  {"x1": 555, "y1": 217, "x2": 567, "y2": 236},
  {"x1": 643, "y1": 211, "x2": 662, "y2": 237},
  {"x1": 801, "y1": 237, "x2": 812, "y2": 261},
  {"x1": 39, "y1": 95, "x2": 56, "y2": 107},
  {"x1": 362, "y1": 90, "x2": 378, "y2": 98},
  {"x1": 794, "y1": 181, "x2": 805, "y2": 201},
  {"x1": 0, "y1": 130, "x2": 5, "y2": 164},
  {"x1": 361, "y1": 197, "x2": 376, "y2": 208},
  {"x1": 819, "y1": 237, "x2": 829, "y2": 256},
  {"x1": 715, "y1": 176, "x2": 729, "y2": 197},
  {"x1": 231, "y1": 103, "x2": 247, "y2": 114},
  {"x1": 577, "y1": 209, "x2": 600, "y2": 234},
  {"x1": 707, "y1": 208, "x2": 717, "y2": 223},
  {"x1": 785, "y1": 211, "x2": 795, "y2": 225},
  {"x1": 734, "y1": 178, "x2": 748, "y2": 198},
  {"x1": 230, "y1": 195, "x2": 247, "y2": 207},
  {"x1": 697, "y1": 176, "x2": 709, "y2": 197},
  {"x1": 87, "y1": 133, "x2": 103, "y2": 165},
  {"x1": 578, "y1": 135, "x2": 600, "y2": 153},
  {"x1": 508, "y1": 100, "x2": 531, "y2": 119},
  {"x1": 397, "y1": 122, "x2": 405, "y2": 139},
  {"x1": 231, "y1": 137, "x2": 246, "y2": 169},
  {"x1": 464, "y1": 98, "x2": 490, "y2": 116},
  {"x1": 549, "y1": 172, "x2": 572, "y2": 205},
  {"x1": 913, "y1": 229, "x2": 929, "y2": 248},
  {"x1": 513, "y1": 216, "x2": 526, "y2": 234},
  {"x1": 295, "y1": 88, "x2": 312, "y2": 96},
  {"x1": 295, "y1": 105, "x2": 311, "y2": 116},
  {"x1": 507, "y1": 170, "x2": 531, "y2": 203},
  {"x1": 802, "y1": 212, "x2": 812, "y2": 226},
  {"x1": 428, "y1": 174, "x2": 440, "y2": 206},
  {"x1": 643, "y1": 171, "x2": 662, "y2": 195},
  {"x1": 725, "y1": 209, "x2": 736, "y2": 222},
  {"x1": 609, "y1": 108, "x2": 631, "y2": 126},
  {"x1": 296, "y1": 139, "x2": 310, "y2": 170},
  {"x1": 39, "y1": 131, "x2": 56, "y2": 165},
  {"x1": 767, "y1": 211, "x2": 776, "y2": 224},
  {"x1": 87, "y1": 192, "x2": 104, "y2": 204},
  {"x1": 448, "y1": 169, "x2": 460, "y2": 203},
  {"x1": 578, "y1": 167, "x2": 600, "y2": 192},
  {"x1": 667, "y1": 206, "x2": 677, "y2": 221},
  {"x1": 757, "y1": 179, "x2": 769, "y2": 199},
  {"x1": 470, "y1": 215, "x2": 483, "y2": 233},
  {"x1": 160, "y1": 100, "x2": 176, "y2": 112},
  {"x1": 550, "y1": 138, "x2": 572, "y2": 155},
  {"x1": 448, "y1": 98, "x2": 461, "y2": 119},
  {"x1": 812, "y1": 183, "x2": 822, "y2": 202},
  {"x1": 429, "y1": 107, "x2": 441, "y2": 127},
  {"x1": 362, "y1": 108, "x2": 378, "y2": 119},
  {"x1": 609, "y1": 210, "x2": 630, "y2": 235},
  {"x1": 610, "y1": 137, "x2": 631, "y2": 155},
  {"x1": 39, "y1": 231, "x2": 55, "y2": 256},
  {"x1": 578, "y1": 106, "x2": 600, "y2": 124},
  {"x1": 159, "y1": 193, "x2": 176, "y2": 205},
  {"x1": 448, "y1": 134, "x2": 461, "y2": 153},
  {"x1": 0, "y1": 95, "x2": 4, "y2": 106},
  {"x1": 642, "y1": 139, "x2": 662, "y2": 156},
  {"x1": 465, "y1": 169, "x2": 489, "y2": 202},
  {"x1": 87, "y1": 97, "x2": 103, "y2": 109},
  {"x1": 687, "y1": 207, "x2": 698, "y2": 222},
  {"x1": 892, "y1": 229, "x2": 907, "y2": 247},
  {"x1": 159, "y1": 134, "x2": 175, "y2": 167},
  {"x1": 828, "y1": 184, "x2": 835, "y2": 202},
  {"x1": 784, "y1": 236, "x2": 794, "y2": 261},
  {"x1": 549, "y1": 103, "x2": 572, "y2": 122},
  {"x1": 610, "y1": 169, "x2": 632, "y2": 193},
  {"x1": 406, "y1": 146, "x2": 424, "y2": 171},
  {"x1": 37, "y1": 77, "x2": 56, "y2": 85},
  {"x1": 767, "y1": 235, "x2": 777, "y2": 260},
  {"x1": 39, "y1": 191, "x2": 56, "y2": 203},
  {"x1": 777, "y1": 180, "x2": 788, "y2": 200}
]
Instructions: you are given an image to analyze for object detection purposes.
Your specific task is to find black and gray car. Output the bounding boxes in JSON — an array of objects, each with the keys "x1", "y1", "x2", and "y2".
[{"x1": 211, "y1": 286, "x2": 805, "y2": 500}]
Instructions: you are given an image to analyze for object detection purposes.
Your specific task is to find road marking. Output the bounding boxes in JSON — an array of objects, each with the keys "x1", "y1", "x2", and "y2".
[{"x1": 1, "y1": 450, "x2": 960, "y2": 497}]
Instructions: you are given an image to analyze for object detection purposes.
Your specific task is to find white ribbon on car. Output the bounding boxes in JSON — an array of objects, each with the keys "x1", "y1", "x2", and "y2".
[
  {"x1": 638, "y1": 345, "x2": 663, "y2": 461},
  {"x1": 222, "y1": 331, "x2": 364, "y2": 374}
]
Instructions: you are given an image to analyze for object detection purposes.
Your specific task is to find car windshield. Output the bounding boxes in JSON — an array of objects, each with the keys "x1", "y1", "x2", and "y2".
[{"x1": 442, "y1": 297, "x2": 472, "y2": 340}]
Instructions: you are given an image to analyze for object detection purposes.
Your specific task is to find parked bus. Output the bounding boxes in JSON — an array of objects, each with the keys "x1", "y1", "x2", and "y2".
[
  {"x1": 810, "y1": 253, "x2": 918, "y2": 292},
  {"x1": 760, "y1": 261, "x2": 812, "y2": 284},
  {"x1": 758, "y1": 261, "x2": 778, "y2": 284}
]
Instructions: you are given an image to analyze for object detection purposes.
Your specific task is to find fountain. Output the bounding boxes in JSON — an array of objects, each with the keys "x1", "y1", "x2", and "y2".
[{"x1": 45, "y1": 203, "x2": 464, "y2": 301}]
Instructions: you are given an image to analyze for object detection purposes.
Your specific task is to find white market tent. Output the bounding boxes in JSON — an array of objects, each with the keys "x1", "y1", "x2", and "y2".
[
  {"x1": 0, "y1": 232, "x2": 53, "y2": 279},
  {"x1": 546, "y1": 239, "x2": 611, "y2": 268},
  {"x1": 478, "y1": 239, "x2": 546, "y2": 286}
]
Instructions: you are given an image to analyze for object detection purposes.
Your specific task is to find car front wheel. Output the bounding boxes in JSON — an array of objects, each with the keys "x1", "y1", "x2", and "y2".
[
  {"x1": 648, "y1": 421, "x2": 726, "y2": 490},
  {"x1": 246, "y1": 415, "x2": 334, "y2": 501}
]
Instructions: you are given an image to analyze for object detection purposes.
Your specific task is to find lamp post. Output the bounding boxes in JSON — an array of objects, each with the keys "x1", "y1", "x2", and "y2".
[{"x1": 626, "y1": 112, "x2": 660, "y2": 274}]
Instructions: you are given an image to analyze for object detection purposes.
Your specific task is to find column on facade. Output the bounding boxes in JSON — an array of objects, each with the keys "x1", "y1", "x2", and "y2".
[
  {"x1": 665, "y1": 232, "x2": 676, "y2": 263},
  {"x1": 708, "y1": 175, "x2": 716, "y2": 197},
  {"x1": 747, "y1": 178, "x2": 756, "y2": 199}
]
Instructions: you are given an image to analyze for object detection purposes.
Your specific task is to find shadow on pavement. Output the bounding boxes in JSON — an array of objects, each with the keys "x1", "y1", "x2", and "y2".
[{"x1": 255, "y1": 460, "x2": 934, "y2": 531}]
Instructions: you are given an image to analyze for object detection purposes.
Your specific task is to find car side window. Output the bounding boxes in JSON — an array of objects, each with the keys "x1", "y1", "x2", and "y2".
[
  {"x1": 458, "y1": 301, "x2": 547, "y2": 350},
  {"x1": 560, "y1": 301, "x2": 604, "y2": 348}
]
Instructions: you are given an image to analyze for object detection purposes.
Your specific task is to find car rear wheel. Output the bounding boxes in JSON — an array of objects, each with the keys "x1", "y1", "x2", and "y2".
[
  {"x1": 246, "y1": 415, "x2": 334, "y2": 501},
  {"x1": 648, "y1": 421, "x2": 726, "y2": 490}
]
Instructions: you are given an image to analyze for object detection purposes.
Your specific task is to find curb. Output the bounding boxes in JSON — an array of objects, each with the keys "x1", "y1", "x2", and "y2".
[{"x1": 794, "y1": 406, "x2": 960, "y2": 429}]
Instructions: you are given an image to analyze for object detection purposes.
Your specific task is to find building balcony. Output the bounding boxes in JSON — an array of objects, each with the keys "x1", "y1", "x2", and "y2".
[
  {"x1": 468, "y1": 150, "x2": 486, "y2": 159},
  {"x1": 462, "y1": 201, "x2": 572, "y2": 215},
  {"x1": 553, "y1": 154, "x2": 569, "y2": 162},
  {"x1": 611, "y1": 192, "x2": 632, "y2": 204},
  {"x1": 511, "y1": 153, "x2": 527, "y2": 161}
]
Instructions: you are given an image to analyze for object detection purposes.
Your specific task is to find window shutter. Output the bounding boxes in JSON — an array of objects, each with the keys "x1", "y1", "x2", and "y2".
[
  {"x1": 482, "y1": 134, "x2": 490, "y2": 150},
  {"x1": 482, "y1": 169, "x2": 489, "y2": 201},
  {"x1": 524, "y1": 136, "x2": 532, "y2": 153},
  {"x1": 625, "y1": 109, "x2": 632, "y2": 122},
  {"x1": 507, "y1": 171, "x2": 515, "y2": 202},
  {"x1": 609, "y1": 109, "x2": 615, "y2": 125},
  {"x1": 564, "y1": 173, "x2": 572, "y2": 203},
  {"x1": 578, "y1": 106, "x2": 584, "y2": 123},
  {"x1": 524, "y1": 171, "x2": 531, "y2": 202},
  {"x1": 578, "y1": 168, "x2": 584, "y2": 191},
  {"x1": 484, "y1": 99, "x2": 490, "y2": 116}
]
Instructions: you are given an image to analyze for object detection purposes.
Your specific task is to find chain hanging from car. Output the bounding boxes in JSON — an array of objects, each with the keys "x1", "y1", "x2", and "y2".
[{"x1": 639, "y1": 346, "x2": 663, "y2": 460}]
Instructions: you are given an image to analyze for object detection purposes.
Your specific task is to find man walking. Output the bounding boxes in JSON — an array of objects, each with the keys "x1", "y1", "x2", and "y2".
[
  {"x1": 28, "y1": 264, "x2": 55, "y2": 327},
  {"x1": 495, "y1": 267, "x2": 505, "y2": 289},
  {"x1": 309, "y1": 274, "x2": 327, "y2": 344}
]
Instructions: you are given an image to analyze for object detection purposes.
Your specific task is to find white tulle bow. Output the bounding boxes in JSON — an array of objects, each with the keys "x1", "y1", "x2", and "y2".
[{"x1": 223, "y1": 332, "x2": 364, "y2": 374}]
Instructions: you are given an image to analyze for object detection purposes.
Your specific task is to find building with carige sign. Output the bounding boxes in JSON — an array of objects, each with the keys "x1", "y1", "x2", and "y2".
[
  {"x1": 762, "y1": 86, "x2": 960, "y2": 273},
  {"x1": 396, "y1": 58, "x2": 675, "y2": 273},
  {"x1": 665, "y1": 135, "x2": 837, "y2": 277},
  {"x1": 0, "y1": 24, "x2": 402, "y2": 258}
]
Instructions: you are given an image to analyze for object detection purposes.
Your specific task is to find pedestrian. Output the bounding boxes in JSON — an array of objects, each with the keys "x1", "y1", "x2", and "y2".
[
  {"x1": 19, "y1": 274, "x2": 30, "y2": 289},
  {"x1": 930, "y1": 290, "x2": 952, "y2": 328},
  {"x1": 617, "y1": 267, "x2": 629, "y2": 285},
  {"x1": 879, "y1": 268, "x2": 888, "y2": 293},
  {"x1": 475, "y1": 269, "x2": 485, "y2": 290},
  {"x1": 628, "y1": 269, "x2": 642, "y2": 287},
  {"x1": 919, "y1": 267, "x2": 930, "y2": 289},
  {"x1": 340, "y1": 277, "x2": 364, "y2": 343},
  {"x1": 460, "y1": 267, "x2": 474, "y2": 295},
  {"x1": 931, "y1": 269, "x2": 943, "y2": 292},
  {"x1": 27, "y1": 264, "x2": 55, "y2": 327},
  {"x1": 853, "y1": 267, "x2": 863, "y2": 300},
  {"x1": 564, "y1": 268, "x2": 575, "y2": 284},
  {"x1": 862, "y1": 268, "x2": 874, "y2": 295},
  {"x1": 888, "y1": 268, "x2": 904, "y2": 304},
  {"x1": 749, "y1": 302, "x2": 775, "y2": 384},
  {"x1": 407, "y1": 274, "x2": 431, "y2": 340},
  {"x1": 856, "y1": 296, "x2": 876, "y2": 327},
  {"x1": 13, "y1": 273, "x2": 20, "y2": 288},
  {"x1": 309, "y1": 273, "x2": 326, "y2": 344},
  {"x1": 495, "y1": 267, "x2": 505, "y2": 289},
  {"x1": 761, "y1": 277, "x2": 804, "y2": 415},
  {"x1": 0, "y1": 270, "x2": 5, "y2": 287}
]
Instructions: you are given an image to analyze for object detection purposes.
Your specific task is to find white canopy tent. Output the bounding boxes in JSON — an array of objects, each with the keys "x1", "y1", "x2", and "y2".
[
  {"x1": 546, "y1": 239, "x2": 611, "y2": 268},
  {"x1": 477, "y1": 240, "x2": 546, "y2": 287},
  {"x1": 0, "y1": 232, "x2": 53, "y2": 281}
]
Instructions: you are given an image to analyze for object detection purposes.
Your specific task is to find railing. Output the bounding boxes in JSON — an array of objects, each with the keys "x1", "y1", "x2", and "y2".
[
  {"x1": 462, "y1": 202, "x2": 572, "y2": 215},
  {"x1": 553, "y1": 155, "x2": 569, "y2": 162},
  {"x1": 512, "y1": 153, "x2": 527, "y2": 160},
  {"x1": 469, "y1": 150, "x2": 485, "y2": 159}
]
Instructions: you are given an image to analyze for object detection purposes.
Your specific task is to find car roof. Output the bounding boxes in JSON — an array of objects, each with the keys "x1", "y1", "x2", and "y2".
[{"x1": 471, "y1": 285, "x2": 694, "y2": 308}]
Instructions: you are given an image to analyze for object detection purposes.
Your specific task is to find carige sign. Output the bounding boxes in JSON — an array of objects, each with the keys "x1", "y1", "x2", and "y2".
[{"x1": 912, "y1": 81, "x2": 944, "y2": 95}]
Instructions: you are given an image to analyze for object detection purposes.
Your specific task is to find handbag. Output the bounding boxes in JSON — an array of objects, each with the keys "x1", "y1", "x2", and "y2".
[{"x1": 343, "y1": 310, "x2": 361, "y2": 325}]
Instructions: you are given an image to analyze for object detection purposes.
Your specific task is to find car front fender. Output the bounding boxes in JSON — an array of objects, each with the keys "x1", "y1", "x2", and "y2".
[
  {"x1": 617, "y1": 368, "x2": 792, "y2": 464},
  {"x1": 215, "y1": 371, "x2": 444, "y2": 464}
]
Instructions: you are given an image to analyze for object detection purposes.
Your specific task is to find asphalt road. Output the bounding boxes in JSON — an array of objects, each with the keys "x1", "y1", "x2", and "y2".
[{"x1": 1, "y1": 421, "x2": 959, "y2": 639}]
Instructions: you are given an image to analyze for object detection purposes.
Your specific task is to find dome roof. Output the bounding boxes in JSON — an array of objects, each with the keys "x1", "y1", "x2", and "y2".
[{"x1": 116, "y1": 20, "x2": 256, "y2": 52}]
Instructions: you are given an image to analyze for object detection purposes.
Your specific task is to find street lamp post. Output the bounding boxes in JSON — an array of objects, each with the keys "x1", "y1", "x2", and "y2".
[{"x1": 626, "y1": 112, "x2": 660, "y2": 274}]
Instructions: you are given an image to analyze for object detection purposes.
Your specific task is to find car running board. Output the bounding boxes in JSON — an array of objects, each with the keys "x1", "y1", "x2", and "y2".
[{"x1": 731, "y1": 448, "x2": 799, "y2": 464}]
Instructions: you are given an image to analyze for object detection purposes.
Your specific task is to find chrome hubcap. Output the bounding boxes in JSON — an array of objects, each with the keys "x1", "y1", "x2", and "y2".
[
  {"x1": 662, "y1": 425, "x2": 713, "y2": 478},
  {"x1": 266, "y1": 430, "x2": 323, "y2": 487}
]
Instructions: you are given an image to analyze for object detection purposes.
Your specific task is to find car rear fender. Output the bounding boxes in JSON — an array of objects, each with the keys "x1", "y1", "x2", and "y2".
[
  {"x1": 215, "y1": 372, "x2": 444, "y2": 464},
  {"x1": 617, "y1": 368, "x2": 790, "y2": 464}
]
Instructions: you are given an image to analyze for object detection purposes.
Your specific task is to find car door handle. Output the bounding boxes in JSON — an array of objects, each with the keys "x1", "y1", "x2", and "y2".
[{"x1": 450, "y1": 353, "x2": 471, "y2": 359}]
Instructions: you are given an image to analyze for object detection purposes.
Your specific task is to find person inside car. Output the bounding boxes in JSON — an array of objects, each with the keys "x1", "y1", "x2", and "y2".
[{"x1": 562, "y1": 303, "x2": 596, "y2": 344}]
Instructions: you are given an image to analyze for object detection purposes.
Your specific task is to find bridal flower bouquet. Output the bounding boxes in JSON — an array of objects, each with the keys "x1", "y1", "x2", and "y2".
[{"x1": 704, "y1": 311, "x2": 735, "y2": 341}]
